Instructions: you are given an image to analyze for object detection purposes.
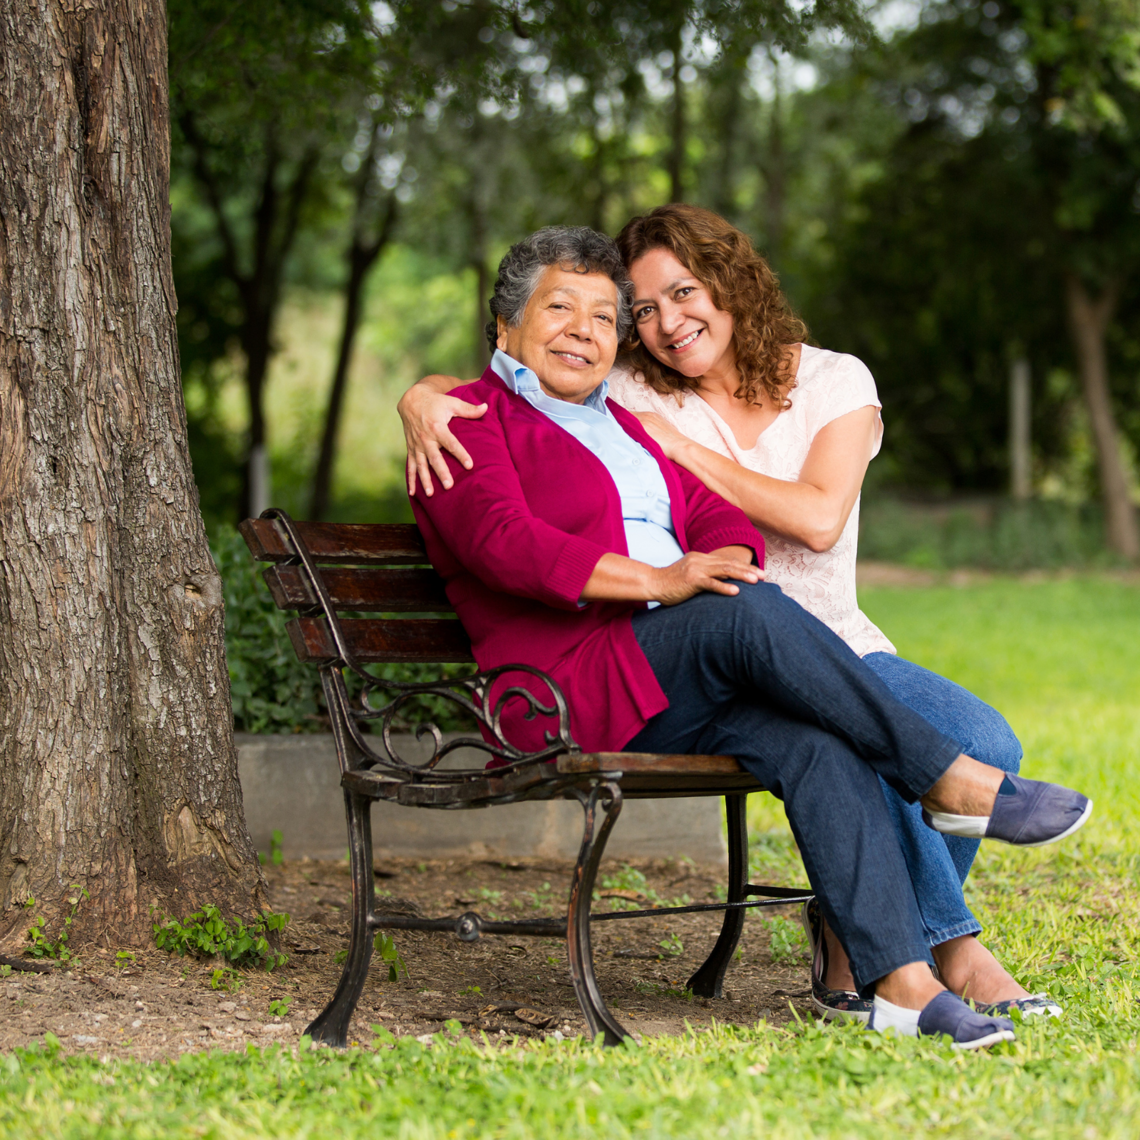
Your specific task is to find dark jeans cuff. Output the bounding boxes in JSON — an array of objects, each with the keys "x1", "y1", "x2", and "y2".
[{"x1": 852, "y1": 945, "x2": 936, "y2": 1000}]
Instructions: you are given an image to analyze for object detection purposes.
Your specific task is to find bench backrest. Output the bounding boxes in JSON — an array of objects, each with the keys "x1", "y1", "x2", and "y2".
[{"x1": 239, "y1": 518, "x2": 474, "y2": 666}]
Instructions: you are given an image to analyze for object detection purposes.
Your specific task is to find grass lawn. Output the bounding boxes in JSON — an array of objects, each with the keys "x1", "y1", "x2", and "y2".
[{"x1": 2, "y1": 577, "x2": 1138, "y2": 1139}]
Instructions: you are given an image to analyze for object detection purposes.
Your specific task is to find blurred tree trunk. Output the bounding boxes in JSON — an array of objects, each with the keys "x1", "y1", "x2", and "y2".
[
  {"x1": 0, "y1": 0, "x2": 265, "y2": 950},
  {"x1": 309, "y1": 130, "x2": 398, "y2": 521},
  {"x1": 667, "y1": 20, "x2": 686, "y2": 202},
  {"x1": 1064, "y1": 274, "x2": 1138, "y2": 560},
  {"x1": 759, "y1": 60, "x2": 786, "y2": 266},
  {"x1": 179, "y1": 114, "x2": 318, "y2": 518},
  {"x1": 708, "y1": 54, "x2": 745, "y2": 220}
]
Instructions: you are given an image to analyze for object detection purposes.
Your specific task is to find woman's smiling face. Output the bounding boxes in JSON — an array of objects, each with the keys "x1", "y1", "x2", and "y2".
[{"x1": 628, "y1": 247, "x2": 736, "y2": 380}]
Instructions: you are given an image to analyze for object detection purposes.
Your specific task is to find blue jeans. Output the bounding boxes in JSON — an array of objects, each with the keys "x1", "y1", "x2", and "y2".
[
  {"x1": 624, "y1": 581, "x2": 962, "y2": 994},
  {"x1": 862, "y1": 653, "x2": 1023, "y2": 946}
]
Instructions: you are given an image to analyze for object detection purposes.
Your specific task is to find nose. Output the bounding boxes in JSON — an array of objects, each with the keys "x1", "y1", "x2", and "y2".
[
  {"x1": 657, "y1": 299, "x2": 684, "y2": 337},
  {"x1": 565, "y1": 305, "x2": 592, "y2": 341}
]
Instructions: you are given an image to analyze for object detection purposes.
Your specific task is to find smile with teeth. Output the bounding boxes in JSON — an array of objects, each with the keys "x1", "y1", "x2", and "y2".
[
  {"x1": 553, "y1": 350, "x2": 591, "y2": 365},
  {"x1": 668, "y1": 329, "x2": 702, "y2": 351}
]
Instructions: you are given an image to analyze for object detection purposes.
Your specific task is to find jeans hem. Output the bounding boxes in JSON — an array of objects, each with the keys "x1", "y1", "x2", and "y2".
[
  {"x1": 851, "y1": 946, "x2": 935, "y2": 998},
  {"x1": 926, "y1": 919, "x2": 983, "y2": 947}
]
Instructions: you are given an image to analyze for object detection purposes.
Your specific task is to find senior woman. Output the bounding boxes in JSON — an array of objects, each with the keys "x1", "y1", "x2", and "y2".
[
  {"x1": 399, "y1": 206, "x2": 1073, "y2": 1023},
  {"x1": 407, "y1": 223, "x2": 1090, "y2": 1050}
]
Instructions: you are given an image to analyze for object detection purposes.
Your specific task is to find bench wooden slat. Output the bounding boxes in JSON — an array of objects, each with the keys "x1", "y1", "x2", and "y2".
[
  {"x1": 240, "y1": 518, "x2": 427, "y2": 565},
  {"x1": 286, "y1": 616, "x2": 474, "y2": 664},
  {"x1": 264, "y1": 565, "x2": 452, "y2": 613},
  {"x1": 342, "y1": 752, "x2": 765, "y2": 806}
]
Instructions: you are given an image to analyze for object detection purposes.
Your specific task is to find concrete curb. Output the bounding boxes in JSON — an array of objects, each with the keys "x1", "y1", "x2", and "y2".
[{"x1": 237, "y1": 733, "x2": 728, "y2": 865}]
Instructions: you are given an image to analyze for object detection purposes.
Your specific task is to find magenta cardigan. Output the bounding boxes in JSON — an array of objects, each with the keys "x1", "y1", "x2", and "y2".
[{"x1": 410, "y1": 366, "x2": 764, "y2": 754}]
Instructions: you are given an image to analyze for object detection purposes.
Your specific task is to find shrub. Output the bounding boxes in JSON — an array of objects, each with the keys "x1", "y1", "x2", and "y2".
[
  {"x1": 212, "y1": 525, "x2": 475, "y2": 734},
  {"x1": 152, "y1": 905, "x2": 290, "y2": 971}
]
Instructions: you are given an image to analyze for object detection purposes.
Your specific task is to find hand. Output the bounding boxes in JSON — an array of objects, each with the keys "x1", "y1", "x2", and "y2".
[
  {"x1": 633, "y1": 411, "x2": 689, "y2": 460},
  {"x1": 648, "y1": 551, "x2": 764, "y2": 606},
  {"x1": 398, "y1": 378, "x2": 487, "y2": 496}
]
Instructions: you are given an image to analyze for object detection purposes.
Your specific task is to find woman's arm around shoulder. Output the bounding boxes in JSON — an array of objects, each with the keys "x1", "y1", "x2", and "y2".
[{"x1": 397, "y1": 373, "x2": 485, "y2": 496}]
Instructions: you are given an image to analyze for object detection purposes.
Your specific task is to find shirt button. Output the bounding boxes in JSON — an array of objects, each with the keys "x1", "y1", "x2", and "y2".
[{"x1": 632, "y1": 458, "x2": 641, "y2": 466}]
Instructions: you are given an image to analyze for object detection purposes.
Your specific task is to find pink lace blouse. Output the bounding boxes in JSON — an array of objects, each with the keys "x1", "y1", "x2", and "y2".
[{"x1": 606, "y1": 345, "x2": 896, "y2": 658}]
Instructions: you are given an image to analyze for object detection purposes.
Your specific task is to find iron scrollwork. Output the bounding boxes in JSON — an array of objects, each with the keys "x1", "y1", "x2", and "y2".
[{"x1": 261, "y1": 509, "x2": 580, "y2": 782}]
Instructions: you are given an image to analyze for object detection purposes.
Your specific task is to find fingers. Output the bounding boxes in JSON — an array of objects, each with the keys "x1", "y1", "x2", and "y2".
[
  {"x1": 406, "y1": 453, "x2": 418, "y2": 497},
  {"x1": 452, "y1": 400, "x2": 488, "y2": 421},
  {"x1": 423, "y1": 440, "x2": 453, "y2": 491},
  {"x1": 436, "y1": 426, "x2": 474, "y2": 473},
  {"x1": 414, "y1": 448, "x2": 437, "y2": 497}
]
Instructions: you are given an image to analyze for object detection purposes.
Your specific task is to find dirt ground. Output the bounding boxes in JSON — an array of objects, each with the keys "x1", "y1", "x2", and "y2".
[{"x1": 0, "y1": 856, "x2": 815, "y2": 1060}]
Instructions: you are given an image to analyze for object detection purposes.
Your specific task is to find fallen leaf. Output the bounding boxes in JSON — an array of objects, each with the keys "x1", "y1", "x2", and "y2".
[{"x1": 514, "y1": 1007, "x2": 555, "y2": 1028}]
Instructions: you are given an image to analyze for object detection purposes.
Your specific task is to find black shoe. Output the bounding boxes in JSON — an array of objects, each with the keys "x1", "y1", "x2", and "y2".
[{"x1": 800, "y1": 897, "x2": 874, "y2": 1024}]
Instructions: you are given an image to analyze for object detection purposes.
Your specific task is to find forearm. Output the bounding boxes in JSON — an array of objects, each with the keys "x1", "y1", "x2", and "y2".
[
  {"x1": 672, "y1": 440, "x2": 849, "y2": 553},
  {"x1": 579, "y1": 553, "x2": 658, "y2": 603},
  {"x1": 580, "y1": 546, "x2": 757, "y2": 605},
  {"x1": 423, "y1": 373, "x2": 473, "y2": 395}
]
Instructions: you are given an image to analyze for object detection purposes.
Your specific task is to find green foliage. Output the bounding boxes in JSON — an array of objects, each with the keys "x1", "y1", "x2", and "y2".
[
  {"x1": 24, "y1": 887, "x2": 88, "y2": 963},
  {"x1": 259, "y1": 829, "x2": 286, "y2": 868},
  {"x1": 268, "y1": 997, "x2": 293, "y2": 1017},
  {"x1": 213, "y1": 524, "x2": 477, "y2": 735},
  {"x1": 762, "y1": 917, "x2": 808, "y2": 964},
  {"x1": 859, "y1": 496, "x2": 1116, "y2": 571},
  {"x1": 209, "y1": 968, "x2": 245, "y2": 993},
  {"x1": 374, "y1": 932, "x2": 409, "y2": 983},
  {"x1": 152, "y1": 905, "x2": 290, "y2": 972}
]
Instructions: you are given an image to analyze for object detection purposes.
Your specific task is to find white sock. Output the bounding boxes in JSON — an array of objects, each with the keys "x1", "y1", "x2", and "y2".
[
  {"x1": 869, "y1": 995, "x2": 922, "y2": 1037},
  {"x1": 925, "y1": 809, "x2": 989, "y2": 838}
]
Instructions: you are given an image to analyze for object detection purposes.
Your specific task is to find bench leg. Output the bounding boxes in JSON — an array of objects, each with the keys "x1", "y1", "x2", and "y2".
[
  {"x1": 305, "y1": 790, "x2": 376, "y2": 1047},
  {"x1": 687, "y1": 792, "x2": 748, "y2": 999},
  {"x1": 567, "y1": 781, "x2": 629, "y2": 1046}
]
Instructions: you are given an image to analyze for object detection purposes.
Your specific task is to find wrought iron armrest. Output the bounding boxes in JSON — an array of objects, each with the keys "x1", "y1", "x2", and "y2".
[{"x1": 262, "y1": 509, "x2": 581, "y2": 783}]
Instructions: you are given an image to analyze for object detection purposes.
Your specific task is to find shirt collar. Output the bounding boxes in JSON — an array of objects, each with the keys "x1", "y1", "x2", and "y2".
[{"x1": 491, "y1": 348, "x2": 609, "y2": 410}]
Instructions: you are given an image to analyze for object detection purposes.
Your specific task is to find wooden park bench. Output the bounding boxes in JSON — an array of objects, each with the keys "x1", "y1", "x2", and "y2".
[{"x1": 240, "y1": 509, "x2": 812, "y2": 1047}]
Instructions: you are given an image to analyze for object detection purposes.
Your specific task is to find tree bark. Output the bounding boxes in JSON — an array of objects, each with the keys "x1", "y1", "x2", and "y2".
[
  {"x1": 0, "y1": 0, "x2": 265, "y2": 951},
  {"x1": 1064, "y1": 274, "x2": 1139, "y2": 560}
]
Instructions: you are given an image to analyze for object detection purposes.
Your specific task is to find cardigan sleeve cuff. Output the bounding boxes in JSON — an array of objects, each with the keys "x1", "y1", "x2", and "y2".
[
  {"x1": 689, "y1": 525, "x2": 765, "y2": 567},
  {"x1": 545, "y1": 536, "x2": 611, "y2": 608}
]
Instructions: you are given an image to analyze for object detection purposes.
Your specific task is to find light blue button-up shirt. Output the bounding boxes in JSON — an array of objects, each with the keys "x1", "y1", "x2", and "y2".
[{"x1": 491, "y1": 349, "x2": 685, "y2": 573}]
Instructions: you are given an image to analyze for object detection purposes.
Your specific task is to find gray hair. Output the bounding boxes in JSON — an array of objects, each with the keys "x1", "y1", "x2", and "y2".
[{"x1": 486, "y1": 226, "x2": 633, "y2": 351}]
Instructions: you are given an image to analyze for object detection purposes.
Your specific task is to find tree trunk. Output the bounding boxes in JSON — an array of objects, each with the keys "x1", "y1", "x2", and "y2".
[
  {"x1": 762, "y1": 72, "x2": 786, "y2": 266},
  {"x1": 667, "y1": 26, "x2": 686, "y2": 203},
  {"x1": 1009, "y1": 357, "x2": 1032, "y2": 501},
  {"x1": 310, "y1": 191, "x2": 398, "y2": 521},
  {"x1": 0, "y1": 0, "x2": 265, "y2": 951},
  {"x1": 1064, "y1": 274, "x2": 1139, "y2": 560}
]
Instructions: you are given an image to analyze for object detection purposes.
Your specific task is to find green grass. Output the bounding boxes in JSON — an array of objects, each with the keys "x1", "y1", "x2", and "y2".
[{"x1": 3, "y1": 577, "x2": 1139, "y2": 1138}]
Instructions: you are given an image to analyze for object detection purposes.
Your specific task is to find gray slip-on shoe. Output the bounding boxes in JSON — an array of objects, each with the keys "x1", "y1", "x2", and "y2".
[
  {"x1": 922, "y1": 774, "x2": 1092, "y2": 847},
  {"x1": 974, "y1": 993, "x2": 1062, "y2": 1019},
  {"x1": 869, "y1": 991, "x2": 1016, "y2": 1051}
]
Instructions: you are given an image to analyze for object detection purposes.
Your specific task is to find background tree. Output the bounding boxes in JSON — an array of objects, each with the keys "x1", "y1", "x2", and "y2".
[{"x1": 0, "y1": 0, "x2": 263, "y2": 948}]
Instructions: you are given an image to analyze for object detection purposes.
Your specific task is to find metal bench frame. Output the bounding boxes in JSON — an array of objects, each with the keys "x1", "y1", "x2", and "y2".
[{"x1": 240, "y1": 509, "x2": 811, "y2": 1047}]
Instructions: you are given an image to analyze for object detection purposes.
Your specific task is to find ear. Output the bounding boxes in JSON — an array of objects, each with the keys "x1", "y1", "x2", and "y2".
[{"x1": 496, "y1": 315, "x2": 509, "y2": 351}]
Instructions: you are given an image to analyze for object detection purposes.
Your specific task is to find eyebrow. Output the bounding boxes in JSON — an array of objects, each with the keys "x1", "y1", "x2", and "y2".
[
  {"x1": 631, "y1": 277, "x2": 696, "y2": 306},
  {"x1": 546, "y1": 284, "x2": 617, "y2": 310}
]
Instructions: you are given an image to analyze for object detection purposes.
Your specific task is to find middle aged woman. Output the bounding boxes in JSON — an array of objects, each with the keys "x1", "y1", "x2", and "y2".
[{"x1": 397, "y1": 204, "x2": 1059, "y2": 1022}]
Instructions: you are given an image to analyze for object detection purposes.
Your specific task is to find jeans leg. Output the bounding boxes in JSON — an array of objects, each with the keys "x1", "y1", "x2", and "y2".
[
  {"x1": 629, "y1": 582, "x2": 962, "y2": 801},
  {"x1": 626, "y1": 696, "x2": 932, "y2": 994},
  {"x1": 862, "y1": 653, "x2": 1024, "y2": 944}
]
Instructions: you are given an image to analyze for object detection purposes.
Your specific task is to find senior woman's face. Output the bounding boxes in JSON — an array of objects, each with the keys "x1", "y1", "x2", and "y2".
[
  {"x1": 628, "y1": 247, "x2": 736, "y2": 380},
  {"x1": 498, "y1": 265, "x2": 620, "y2": 404}
]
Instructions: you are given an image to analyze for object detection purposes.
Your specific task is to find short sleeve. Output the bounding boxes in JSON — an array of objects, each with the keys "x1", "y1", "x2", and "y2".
[{"x1": 803, "y1": 351, "x2": 884, "y2": 458}]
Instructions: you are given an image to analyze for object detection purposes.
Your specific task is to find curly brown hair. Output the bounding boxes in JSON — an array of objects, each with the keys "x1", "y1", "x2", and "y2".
[{"x1": 615, "y1": 204, "x2": 808, "y2": 408}]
